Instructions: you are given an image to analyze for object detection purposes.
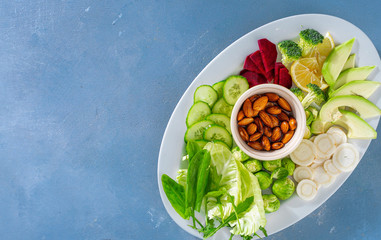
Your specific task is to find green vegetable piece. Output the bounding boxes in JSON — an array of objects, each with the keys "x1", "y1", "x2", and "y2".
[
  {"x1": 186, "y1": 150, "x2": 205, "y2": 211},
  {"x1": 176, "y1": 169, "x2": 187, "y2": 187},
  {"x1": 270, "y1": 167, "x2": 289, "y2": 180},
  {"x1": 299, "y1": 29, "x2": 324, "y2": 56},
  {"x1": 281, "y1": 157, "x2": 296, "y2": 176},
  {"x1": 195, "y1": 151, "x2": 211, "y2": 212},
  {"x1": 277, "y1": 40, "x2": 302, "y2": 65},
  {"x1": 243, "y1": 159, "x2": 263, "y2": 173},
  {"x1": 262, "y1": 194, "x2": 280, "y2": 213},
  {"x1": 301, "y1": 83, "x2": 326, "y2": 108},
  {"x1": 290, "y1": 87, "x2": 304, "y2": 102},
  {"x1": 305, "y1": 109, "x2": 314, "y2": 126},
  {"x1": 186, "y1": 141, "x2": 201, "y2": 162},
  {"x1": 232, "y1": 147, "x2": 250, "y2": 162},
  {"x1": 204, "y1": 196, "x2": 254, "y2": 238},
  {"x1": 161, "y1": 174, "x2": 188, "y2": 219},
  {"x1": 262, "y1": 159, "x2": 282, "y2": 172},
  {"x1": 254, "y1": 171, "x2": 273, "y2": 190},
  {"x1": 272, "y1": 178, "x2": 295, "y2": 200}
]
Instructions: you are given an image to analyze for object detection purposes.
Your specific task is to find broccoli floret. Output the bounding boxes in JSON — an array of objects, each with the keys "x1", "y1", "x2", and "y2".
[
  {"x1": 301, "y1": 83, "x2": 326, "y2": 108},
  {"x1": 299, "y1": 29, "x2": 324, "y2": 56},
  {"x1": 278, "y1": 40, "x2": 302, "y2": 65},
  {"x1": 290, "y1": 87, "x2": 304, "y2": 102}
]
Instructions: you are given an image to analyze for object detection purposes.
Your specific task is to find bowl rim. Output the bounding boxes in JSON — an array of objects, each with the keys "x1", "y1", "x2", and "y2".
[{"x1": 231, "y1": 84, "x2": 306, "y2": 161}]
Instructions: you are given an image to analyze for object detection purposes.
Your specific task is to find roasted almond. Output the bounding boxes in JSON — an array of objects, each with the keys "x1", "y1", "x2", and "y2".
[
  {"x1": 289, "y1": 117, "x2": 297, "y2": 130},
  {"x1": 254, "y1": 117, "x2": 264, "y2": 134},
  {"x1": 271, "y1": 142, "x2": 284, "y2": 150},
  {"x1": 266, "y1": 106, "x2": 282, "y2": 115},
  {"x1": 269, "y1": 114, "x2": 279, "y2": 127},
  {"x1": 265, "y1": 102, "x2": 275, "y2": 108},
  {"x1": 277, "y1": 97, "x2": 292, "y2": 112},
  {"x1": 243, "y1": 99, "x2": 255, "y2": 117},
  {"x1": 271, "y1": 127, "x2": 281, "y2": 142},
  {"x1": 237, "y1": 110, "x2": 245, "y2": 121},
  {"x1": 248, "y1": 141, "x2": 263, "y2": 150},
  {"x1": 278, "y1": 111, "x2": 290, "y2": 122},
  {"x1": 262, "y1": 136, "x2": 271, "y2": 151},
  {"x1": 253, "y1": 96, "x2": 268, "y2": 112},
  {"x1": 238, "y1": 127, "x2": 249, "y2": 142},
  {"x1": 280, "y1": 121, "x2": 289, "y2": 134},
  {"x1": 247, "y1": 123, "x2": 257, "y2": 135},
  {"x1": 265, "y1": 92, "x2": 279, "y2": 102},
  {"x1": 264, "y1": 126, "x2": 272, "y2": 137},
  {"x1": 238, "y1": 117, "x2": 254, "y2": 126},
  {"x1": 259, "y1": 111, "x2": 273, "y2": 128},
  {"x1": 281, "y1": 130, "x2": 294, "y2": 144},
  {"x1": 249, "y1": 132, "x2": 262, "y2": 142},
  {"x1": 249, "y1": 94, "x2": 260, "y2": 102}
]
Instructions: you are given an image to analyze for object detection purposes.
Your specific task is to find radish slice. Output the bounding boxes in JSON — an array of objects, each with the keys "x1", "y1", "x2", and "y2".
[
  {"x1": 314, "y1": 134, "x2": 336, "y2": 159},
  {"x1": 326, "y1": 126, "x2": 347, "y2": 146},
  {"x1": 296, "y1": 179, "x2": 318, "y2": 201},
  {"x1": 332, "y1": 143, "x2": 359, "y2": 172},
  {"x1": 312, "y1": 166, "x2": 334, "y2": 187},
  {"x1": 324, "y1": 159, "x2": 341, "y2": 176},
  {"x1": 293, "y1": 166, "x2": 314, "y2": 182},
  {"x1": 290, "y1": 140, "x2": 316, "y2": 166}
]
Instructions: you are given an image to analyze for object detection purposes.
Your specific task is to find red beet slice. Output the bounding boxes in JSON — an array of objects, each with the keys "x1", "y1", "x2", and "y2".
[
  {"x1": 243, "y1": 54, "x2": 260, "y2": 73},
  {"x1": 241, "y1": 70, "x2": 267, "y2": 88},
  {"x1": 249, "y1": 50, "x2": 266, "y2": 75},
  {"x1": 240, "y1": 69, "x2": 248, "y2": 75},
  {"x1": 258, "y1": 38, "x2": 277, "y2": 73},
  {"x1": 279, "y1": 68, "x2": 292, "y2": 89},
  {"x1": 265, "y1": 69, "x2": 274, "y2": 83},
  {"x1": 274, "y1": 62, "x2": 286, "y2": 84}
]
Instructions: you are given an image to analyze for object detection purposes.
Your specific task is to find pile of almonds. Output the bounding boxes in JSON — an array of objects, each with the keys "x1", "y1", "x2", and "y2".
[{"x1": 237, "y1": 93, "x2": 297, "y2": 151}]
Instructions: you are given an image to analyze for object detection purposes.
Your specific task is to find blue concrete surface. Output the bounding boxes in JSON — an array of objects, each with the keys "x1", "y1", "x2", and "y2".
[{"x1": 0, "y1": 1, "x2": 380, "y2": 239}]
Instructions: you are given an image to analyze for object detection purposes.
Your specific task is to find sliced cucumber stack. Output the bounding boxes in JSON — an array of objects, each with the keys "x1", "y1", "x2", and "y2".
[
  {"x1": 184, "y1": 120, "x2": 213, "y2": 142},
  {"x1": 194, "y1": 85, "x2": 218, "y2": 107},
  {"x1": 223, "y1": 75, "x2": 249, "y2": 105},
  {"x1": 212, "y1": 98, "x2": 233, "y2": 117},
  {"x1": 186, "y1": 101, "x2": 211, "y2": 127}
]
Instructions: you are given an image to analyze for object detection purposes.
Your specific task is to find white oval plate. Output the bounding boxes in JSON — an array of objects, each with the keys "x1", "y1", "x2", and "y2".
[{"x1": 157, "y1": 14, "x2": 381, "y2": 239}]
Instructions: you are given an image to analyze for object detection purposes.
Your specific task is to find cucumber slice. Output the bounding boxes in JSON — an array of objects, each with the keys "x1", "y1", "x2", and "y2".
[
  {"x1": 206, "y1": 113, "x2": 231, "y2": 133},
  {"x1": 194, "y1": 139, "x2": 209, "y2": 149},
  {"x1": 194, "y1": 85, "x2": 218, "y2": 107},
  {"x1": 184, "y1": 120, "x2": 213, "y2": 142},
  {"x1": 186, "y1": 101, "x2": 211, "y2": 127},
  {"x1": 212, "y1": 98, "x2": 233, "y2": 117},
  {"x1": 203, "y1": 124, "x2": 233, "y2": 148},
  {"x1": 223, "y1": 75, "x2": 249, "y2": 105},
  {"x1": 213, "y1": 140, "x2": 231, "y2": 150},
  {"x1": 212, "y1": 80, "x2": 226, "y2": 99}
]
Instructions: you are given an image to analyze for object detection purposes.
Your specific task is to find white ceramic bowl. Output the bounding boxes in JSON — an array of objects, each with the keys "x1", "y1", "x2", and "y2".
[{"x1": 231, "y1": 84, "x2": 306, "y2": 160}]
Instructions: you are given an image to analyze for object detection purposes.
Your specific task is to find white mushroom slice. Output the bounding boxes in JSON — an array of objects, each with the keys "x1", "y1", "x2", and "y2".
[
  {"x1": 312, "y1": 166, "x2": 334, "y2": 187},
  {"x1": 326, "y1": 126, "x2": 347, "y2": 146},
  {"x1": 332, "y1": 143, "x2": 359, "y2": 172},
  {"x1": 293, "y1": 166, "x2": 314, "y2": 182},
  {"x1": 290, "y1": 140, "x2": 316, "y2": 166},
  {"x1": 324, "y1": 159, "x2": 341, "y2": 176},
  {"x1": 314, "y1": 134, "x2": 336, "y2": 159},
  {"x1": 296, "y1": 179, "x2": 318, "y2": 201}
]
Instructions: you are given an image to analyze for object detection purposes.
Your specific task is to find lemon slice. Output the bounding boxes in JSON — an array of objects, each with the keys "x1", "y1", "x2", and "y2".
[
  {"x1": 290, "y1": 57, "x2": 329, "y2": 91},
  {"x1": 305, "y1": 32, "x2": 335, "y2": 68}
]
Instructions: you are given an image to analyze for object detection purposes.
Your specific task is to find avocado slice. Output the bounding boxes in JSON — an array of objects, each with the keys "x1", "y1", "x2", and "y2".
[
  {"x1": 342, "y1": 54, "x2": 356, "y2": 71},
  {"x1": 322, "y1": 38, "x2": 355, "y2": 86},
  {"x1": 310, "y1": 118, "x2": 332, "y2": 134},
  {"x1": 329, "y1": 80, "x2": 381, "y2": 99},
  {"x1": 331, "y1": 66, "x2": 375, "y2": 90},
  {"x1": 333, "y1": 109, "x2": 377, "y2": 139},
  {"x1": 319, "y1": 95, "x2": 381, "y2": 123}
]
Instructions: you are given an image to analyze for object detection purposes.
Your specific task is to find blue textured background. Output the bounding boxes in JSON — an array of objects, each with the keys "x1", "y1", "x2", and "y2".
[{"x1": 0, "y1": 1, "x2": 380, "y2": 239}]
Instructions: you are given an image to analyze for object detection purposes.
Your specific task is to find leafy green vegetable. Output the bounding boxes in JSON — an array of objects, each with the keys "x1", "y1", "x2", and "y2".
[
  {"x1": 186, "y1": 150, "x2": 205, "y2": 212},
  {"x1": 195, "y1": 151, "x2": 211, "y2": 212},
  {"x1": 161, "y1": 174, "x2": 188, "y2": 219},
  {"x1": 186, "y1": 141, "x2": 201, "y2": 162}
]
